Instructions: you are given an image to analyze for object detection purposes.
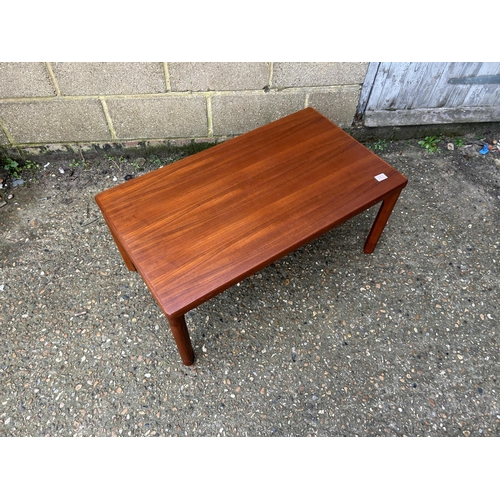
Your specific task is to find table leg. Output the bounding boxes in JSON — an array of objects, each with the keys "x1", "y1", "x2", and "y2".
[
  {"x1": 167, "y1": 315, "x2": 195, "y2": 366},
  {"x1": 364, "y1": 188, "x2": 404, "y2": 254}
]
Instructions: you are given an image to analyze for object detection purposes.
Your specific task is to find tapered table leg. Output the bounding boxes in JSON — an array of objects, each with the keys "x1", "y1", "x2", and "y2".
[
  {"x1": 364, "y1": 188, "x2": 404, "y2": 254},
  {"x1": 167, "y1": 315, "x2": 195, "y2": 366}
]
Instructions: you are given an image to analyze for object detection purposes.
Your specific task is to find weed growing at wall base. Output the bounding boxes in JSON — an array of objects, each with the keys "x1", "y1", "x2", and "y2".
[
  {"x1": 418, "y1": 136, "x2": 441, "y2": 153},
  {"x1": 1, "y1": 157, "x2": 40, "y2": 178},
  {"x1": 2, "y1": 158, "x2": 20, "y2": 178},
  {"x1": 370, "y1": 139, "x2": 387, "y2": 152}
]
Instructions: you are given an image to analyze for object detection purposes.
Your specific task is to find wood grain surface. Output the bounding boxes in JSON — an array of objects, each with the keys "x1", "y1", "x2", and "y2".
[{"x1": 95, "y1": 107, "x2": 407, "y2": 319}]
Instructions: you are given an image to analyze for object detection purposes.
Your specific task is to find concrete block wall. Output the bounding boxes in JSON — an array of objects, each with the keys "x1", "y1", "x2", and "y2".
[{"x1": 0, "y1": 62, "x2": 368, "y2": 155}]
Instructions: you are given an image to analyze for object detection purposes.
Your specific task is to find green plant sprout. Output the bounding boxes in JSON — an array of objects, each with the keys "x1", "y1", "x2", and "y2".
[
  {"x1": 69, "y1": 159, "x2": 82, "y2": 168},
  {"x1": 1, "y1": 158, "x2": 40, "y2": 178},
  {"x1": 418, "y1": 136, "x2": 441, "y2": 153},
  {"x1": 3, "y1": 158, "x2": 21, "y2": 178},
  {"x1": 148, "y1": 154, "x2": 163, "y2": 166},
  {"x1": 371, "y1": 139, "x2": 387, "y2": 151}
]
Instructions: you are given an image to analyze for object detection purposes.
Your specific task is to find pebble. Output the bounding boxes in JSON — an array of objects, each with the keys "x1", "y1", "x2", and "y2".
[{"x1": 12, "y1": 179, "x2": 24, "y2": 187}]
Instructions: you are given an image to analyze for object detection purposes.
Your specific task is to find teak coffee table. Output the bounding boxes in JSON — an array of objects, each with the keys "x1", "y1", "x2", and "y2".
[{"x1": 95, "y1": 107, "x2": 407, "y2": 366}]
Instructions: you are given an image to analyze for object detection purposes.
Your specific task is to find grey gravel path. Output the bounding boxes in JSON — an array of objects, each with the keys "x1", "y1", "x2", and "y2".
[{"x1": 1, "y1": 136, "x2": 499, "y2": 437}]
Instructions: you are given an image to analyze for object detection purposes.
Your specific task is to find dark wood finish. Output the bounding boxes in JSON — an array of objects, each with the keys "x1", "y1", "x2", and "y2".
[
  {"x1": 95, "y1": 107, "x2": 407, "y2": 365},
  {"x1": 363, "y1": 188, "x2": 404, "y2": 254},
  {"x1": 167, "y1": 315, "x2": 194, "y2": 366}
]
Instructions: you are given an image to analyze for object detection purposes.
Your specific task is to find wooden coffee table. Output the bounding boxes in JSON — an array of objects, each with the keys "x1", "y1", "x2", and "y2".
[{"x1": 95, "y1": 107, "x2": 407, "y2": 365}]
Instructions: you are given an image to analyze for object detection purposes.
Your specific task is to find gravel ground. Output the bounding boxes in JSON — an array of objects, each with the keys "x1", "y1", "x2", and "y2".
[{"x1": 0, "y1": 133, "x2": 499, "y2": 438}]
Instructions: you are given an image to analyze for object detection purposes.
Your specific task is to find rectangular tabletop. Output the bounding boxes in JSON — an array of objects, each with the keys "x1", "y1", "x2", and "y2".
[{"x1": 95, "y1": 107, "x2": 407, "y2": 318}]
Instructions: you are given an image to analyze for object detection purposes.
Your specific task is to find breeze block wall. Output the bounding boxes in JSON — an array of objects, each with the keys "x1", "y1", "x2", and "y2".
[{"x1": 0, "y1": 62, "x2": 369, "y2": 156}]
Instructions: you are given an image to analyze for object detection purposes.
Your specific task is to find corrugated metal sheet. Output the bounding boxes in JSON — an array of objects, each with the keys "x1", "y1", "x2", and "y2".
[{"x1": 359, "y1": 62, "x2": 500, "y2": 127}]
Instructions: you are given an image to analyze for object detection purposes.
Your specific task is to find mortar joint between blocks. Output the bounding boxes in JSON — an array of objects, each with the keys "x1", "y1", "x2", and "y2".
[
  {"x1": 99, "y1": 97, "x2": 117, "y2": 141},
  {"x1": 163, "y1": 63, "x2": 171, "y2": 92},
  {"x1": 206, "y1": 95, "x2": 213, "y2": 137},
  {"x1": 45, "y1": 62, "x2": 61, "y2": 97}
]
